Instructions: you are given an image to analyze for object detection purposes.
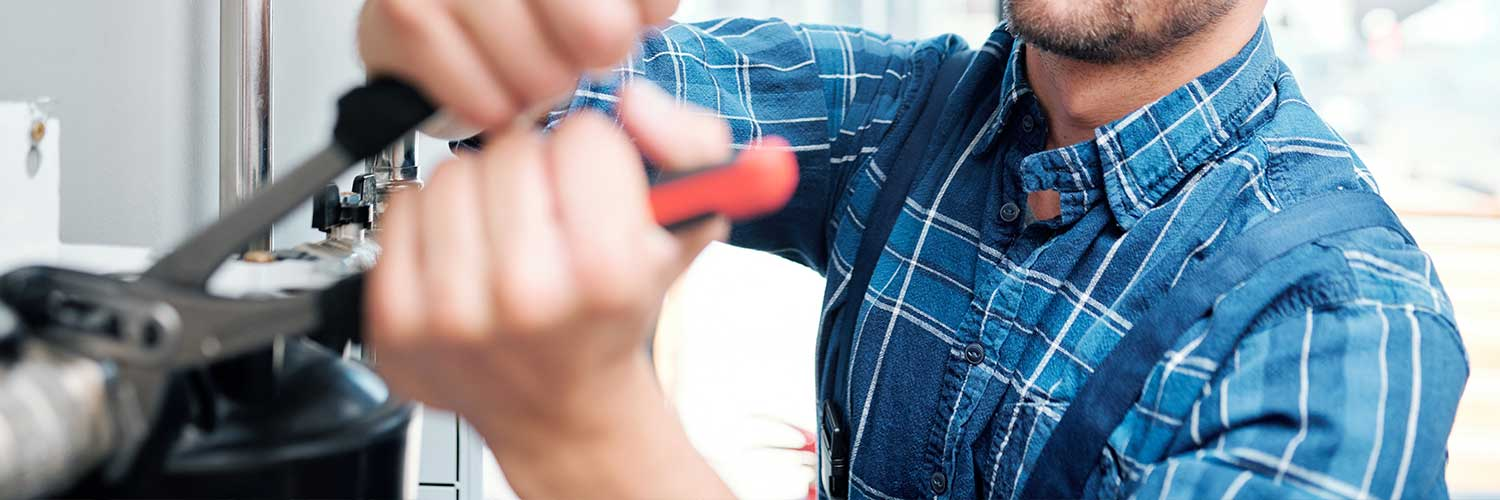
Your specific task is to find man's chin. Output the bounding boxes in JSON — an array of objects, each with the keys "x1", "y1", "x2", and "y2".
[
  {"x1": 1009, "y1": 29, "x2": 1138, "y2": 63},
  {"x1": 1003, "y1": 0, "x2": 1141, "y2": 62},
  {"x1": 1002, "y1": 0, "x2": 1239, "y2": 63}
]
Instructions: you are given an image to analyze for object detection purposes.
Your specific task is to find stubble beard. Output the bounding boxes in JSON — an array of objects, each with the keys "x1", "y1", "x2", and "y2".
[{"x1": 1002, "y1": 0, "x2": 1239, "y2": 63}]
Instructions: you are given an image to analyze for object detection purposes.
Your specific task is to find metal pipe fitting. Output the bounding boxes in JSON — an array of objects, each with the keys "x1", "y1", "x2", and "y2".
[
  {"x1": 366, "y1": 134, "x2": 422, "y2": 233},
  {"x1": 219, "y1": 0, "x2": 274, "y2": 252}
]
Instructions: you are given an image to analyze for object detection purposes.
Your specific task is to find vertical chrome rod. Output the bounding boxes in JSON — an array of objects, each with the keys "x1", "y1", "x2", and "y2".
[
  {"x1": 367, "y1": 133, "x2": 420, "y2": 233},
  {"x1": 220, "y1": 0, "x2": 273, "y2": 252}
]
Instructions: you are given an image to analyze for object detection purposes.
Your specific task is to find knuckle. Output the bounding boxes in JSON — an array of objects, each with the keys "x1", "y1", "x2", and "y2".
[
  {"x1": 513, "y1": 66, "x2": 578, "y2": 104},
  {"x1": 708, "y1": 116, "x2": 732, "y2": 147},
  {"x1": 562, "y1": 9, "x2": 639, "y2": 67},
  {"x1": 488, "y1": 274, "x2": 564, "y2": 334},
  {"x1": 477, "y1": 128, "x2": 541, "y2": 171},
  {"x1": 376, "y1": 0, "x2": 432, "y2": 33},
  {"x1": 557, "y1": 108, "x2": 614, "y2": 132},
  {"x1": 581, "y1": 284, "x2": 636, "y2": 318},
  {"x1": 426, "y1": 156, "x2": 474, "y2": 188},
  {"x1": 460, "y1": 97, "x2": 515, "y2": 132},
  {"x1": 491, "y1": 297, "x2": 554, "y2": 335},
  {"x1": 639, "y1": 0, "x2": 680, "y2": 25},
  {"x1": 555, "y1": 112, "x2": 634, "y2": 156},
  {"x1": 427, "y1": 304, "x2": 490, "y2": 342},
  {"x1": 574, "y1": 255, "x2": 649, "y2": 317}
]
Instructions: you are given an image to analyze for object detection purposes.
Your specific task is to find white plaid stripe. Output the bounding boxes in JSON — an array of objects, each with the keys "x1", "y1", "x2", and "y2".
[{"x1": 512, "y1": 18, "x2": 1468, "y2": 500}]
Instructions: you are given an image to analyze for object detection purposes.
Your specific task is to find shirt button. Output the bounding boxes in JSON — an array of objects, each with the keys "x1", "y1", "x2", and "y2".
[
  {"x1": 964, "y1": 343, "x2": 985, "y2": 365},
  {"x1": 1021, "y1": 115, "x2": 1036, "y2": 132},
  {"x1": 1000, "y1": 202, "x2": 1021, "y2": 223},
  {"x1": 930, "y1": 471, "x2": 948, "y2": 495}
]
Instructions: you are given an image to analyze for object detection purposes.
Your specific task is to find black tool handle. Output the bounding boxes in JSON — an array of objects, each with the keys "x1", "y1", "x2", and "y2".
[
  {"x1": 334, "y1": 78, "x2": 439, "y2": 160},
  {"x1": 145, "y1": 78, "x2": 437, "y2": 288},
  {"x1": 310, "y1": 274, "x2": 368, "y2": 350}
]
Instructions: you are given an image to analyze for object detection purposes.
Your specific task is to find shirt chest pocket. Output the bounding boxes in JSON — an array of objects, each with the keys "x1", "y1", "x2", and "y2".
[{"x1": 967, "y1": 381, "x2": 1067, "y2": 500}]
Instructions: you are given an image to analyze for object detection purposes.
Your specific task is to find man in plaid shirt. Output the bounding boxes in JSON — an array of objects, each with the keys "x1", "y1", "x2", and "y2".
[{"x1": 355, "y1": 0, "x2": 1469, "y2": 498}]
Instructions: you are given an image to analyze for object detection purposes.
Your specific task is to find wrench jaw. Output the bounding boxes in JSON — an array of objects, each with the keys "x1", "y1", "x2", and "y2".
[
  {"x1": 0, "y1": 76, "x2": 807, "y2": 496},
  {"x1": 0, "y1": 267, "x2": 175, "y2": 483},
  {"x1": 0, "y1": 265, "x2": 326, "y2": 484},
  {"x1": 96, "y1": 365, "x2": 170, "y2": 482},
  {"x1": 0, "y1": 267, "x2": 181, "y2": 367},
  {"x1": 0, "y1": 80, "x2": 436, "y2": 497}
]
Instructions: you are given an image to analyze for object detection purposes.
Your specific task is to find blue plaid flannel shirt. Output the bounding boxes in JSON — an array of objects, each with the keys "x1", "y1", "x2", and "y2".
[{"x1": 463, "y1": 18, "x2": 1469, "y2": 500}]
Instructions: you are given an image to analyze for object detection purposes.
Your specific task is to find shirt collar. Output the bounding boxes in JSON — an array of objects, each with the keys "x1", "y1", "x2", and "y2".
[{"x1": 992, "y1": 22, "x2": 1281, "y2": 230}]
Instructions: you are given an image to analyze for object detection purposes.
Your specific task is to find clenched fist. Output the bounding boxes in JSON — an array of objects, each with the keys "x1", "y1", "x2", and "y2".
[
  {"x1": 364, "y1": 83, "x2": 732, "y2": 497},
  {"x1": 358, "y1": 0, "x2": 679, "y2": 130}
]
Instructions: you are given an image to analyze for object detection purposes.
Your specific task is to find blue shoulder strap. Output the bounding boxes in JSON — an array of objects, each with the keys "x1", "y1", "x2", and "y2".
[
  {"x1": 824, "y1": 49, "x2": 976, "y2": 404},
  {"x1": 817, "y1": 49, "x2": 975, "y2": 499},
  {"x1": 1020, "y1": 191, "x2": 1414, "y2": 498}
]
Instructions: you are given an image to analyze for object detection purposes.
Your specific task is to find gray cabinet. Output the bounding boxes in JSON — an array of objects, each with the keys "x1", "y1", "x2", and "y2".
[
  {"x1": 418, "y1": 409, "x2": 460, "y2": 485},
  {"x1": 416, "y1": 407, "x2": 491, "y2": 500},
  {"x1": 416, "y1": 485, "x2": 459, "y2": 500}
]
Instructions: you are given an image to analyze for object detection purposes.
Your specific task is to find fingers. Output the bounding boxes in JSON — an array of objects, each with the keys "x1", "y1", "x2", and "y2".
[
  {"x1": 618, "y1": 82, "x2": 733, "y2": 172},
  {"x1": 371, "y1": 83, "x2": 729, "y2": 342},
  {"x1": 636, "y1": 0, "x2": 681, "y2": 26},
  {"x1": 417, "y1": 159, "x2": 497, "y2": 342},
  {"x1": 475, "y1": 129, "x2": 577, "y2": 332},
  {"x1": 359, "y1": 0, "x2": 665, "y2": 129},
  {"x1": 453, "y1": 0, "x2": 579, "y2": 105},
  {"x1": 660, "y1": 215, "x2": 730, "y2": 276},
  {"x1": 547, "y1": 112, "x2": 659, "y2": 313},
  {"x1": 524, "y1": 0, "x2": 645, "y2": 69},
  {"x1": 367, "y1": 191, "x2": 427, "y2": 348},
  {"x1": 358, "y1": 0, "x2": 514, "y2": 127}
]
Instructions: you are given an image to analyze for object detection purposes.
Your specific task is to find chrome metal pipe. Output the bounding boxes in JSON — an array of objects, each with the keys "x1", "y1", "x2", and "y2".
[
  {"x1": 367, "y1": 133, "x2": 421, "y2": 233},
  {"x1": 368, "y1": 133, "x2": 417, "y2": 179},
  {"x1": 219, "y1": 0, "x2": 273, "y2": 252}
]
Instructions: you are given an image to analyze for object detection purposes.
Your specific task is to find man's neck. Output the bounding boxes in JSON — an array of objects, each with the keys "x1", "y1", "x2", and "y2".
[{"x1": 1025, "y1": 7, "x2": 1265, "y2": 149}]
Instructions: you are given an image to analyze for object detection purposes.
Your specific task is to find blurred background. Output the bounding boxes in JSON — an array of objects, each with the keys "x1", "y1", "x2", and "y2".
[{"x1": 0, "y1": 0, "x2": 1494, "y2": 498}]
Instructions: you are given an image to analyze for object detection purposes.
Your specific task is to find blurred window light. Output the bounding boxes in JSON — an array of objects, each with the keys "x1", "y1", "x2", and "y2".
[{"x1": 1267, "y1": 0, "x2": 1500, "y2": 217}]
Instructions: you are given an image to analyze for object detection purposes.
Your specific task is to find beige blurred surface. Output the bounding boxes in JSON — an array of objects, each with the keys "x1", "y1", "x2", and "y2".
[{"x1": 1404, "y1": 215, "x2": 1500, "y2": 496}]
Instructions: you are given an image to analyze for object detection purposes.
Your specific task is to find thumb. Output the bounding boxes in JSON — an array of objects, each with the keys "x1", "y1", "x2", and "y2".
[
  {"x1": 618, "y1": 81, "x2": 733, "y2": 173},
  {"x1": 661, "y1": 214, "x2": 730, "y2": 277}
]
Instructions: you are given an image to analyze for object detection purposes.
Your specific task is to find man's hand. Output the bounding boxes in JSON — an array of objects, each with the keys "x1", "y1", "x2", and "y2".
[
  {"x1": 365, "y1": 83, "x2": 733, "y2": 497},
  {"x1": 358, "y1": 0, "x2": 680, "y2": 130}
]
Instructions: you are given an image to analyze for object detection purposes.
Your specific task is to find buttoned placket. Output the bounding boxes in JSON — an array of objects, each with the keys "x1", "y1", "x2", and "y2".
[{"x1": 931, "y1": 96, "x2": 1056, "y2": 499}]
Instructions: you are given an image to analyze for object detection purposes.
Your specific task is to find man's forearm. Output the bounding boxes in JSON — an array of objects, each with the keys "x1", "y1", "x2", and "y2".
[{"x1": 473, "y1": 356, "x2": 733, "y2": 499}]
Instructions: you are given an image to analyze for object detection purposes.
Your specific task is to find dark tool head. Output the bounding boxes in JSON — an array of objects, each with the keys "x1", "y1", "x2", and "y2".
[{"x1": 334, "y1": 78, "x2": 438, "y2": 160}]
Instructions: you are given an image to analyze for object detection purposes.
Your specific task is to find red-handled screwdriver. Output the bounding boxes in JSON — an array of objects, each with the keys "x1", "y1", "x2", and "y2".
[
  {"x1": 650, "y1": 136, "x2": 799, "y2": 230},
  {"x1": 311, "y1": 136, "x2": 801, "y2": 349}
]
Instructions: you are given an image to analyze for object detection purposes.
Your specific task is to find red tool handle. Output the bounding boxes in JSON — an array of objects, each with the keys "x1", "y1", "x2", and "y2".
[
  {"x1": 311, "y1": 137, "x2": 799, "y2": 350},
  {"x1": 649, "y1": 136, "x2": 799, "y2": 229}
]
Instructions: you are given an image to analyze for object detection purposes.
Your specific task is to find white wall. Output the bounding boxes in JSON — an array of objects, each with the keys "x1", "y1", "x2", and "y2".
[
  {"x1": 268, "y1": 0, "x2": 370, "y2": 248},
  {"x1": 0, "y1": 0, "x2": 453, "y2": 251},
  {"x1": 0, "y1": 1, "x2": 216, "y2": 248},
  {"x1": 0, "y1": 1, "x2": 991, "y2": 251}
]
